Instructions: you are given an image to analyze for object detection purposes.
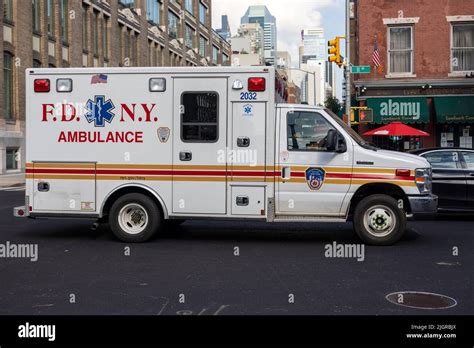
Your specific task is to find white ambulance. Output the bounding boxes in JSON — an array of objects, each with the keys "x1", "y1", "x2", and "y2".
[{"x1": 14, "y1": 66, "x2": 437, "y2": 245}]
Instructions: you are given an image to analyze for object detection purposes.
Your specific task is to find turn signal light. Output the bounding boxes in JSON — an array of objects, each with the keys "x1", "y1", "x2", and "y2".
[
  {"x1": 248, "y1": 77, "x2": 266, "y2": 92},
  {"x1": 34, "y1": 79, "x2": 50, "y2": 93},
  {"x1": 396, "y1": 169, "x2": 411, "y2": 177}
]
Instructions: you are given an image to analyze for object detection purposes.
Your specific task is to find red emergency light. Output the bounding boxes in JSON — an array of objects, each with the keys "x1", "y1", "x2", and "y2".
[
  {"x1": 34, "y1": 79, "x2": 50, "y2": 93},
  {"x1": 248, "y1": 77, "x2": 266, "y2": 92}
]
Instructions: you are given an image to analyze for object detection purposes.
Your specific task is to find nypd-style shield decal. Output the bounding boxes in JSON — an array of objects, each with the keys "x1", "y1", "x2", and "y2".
[{"x1": 305, "y1": 167, "x2": 326, "y2": 191}]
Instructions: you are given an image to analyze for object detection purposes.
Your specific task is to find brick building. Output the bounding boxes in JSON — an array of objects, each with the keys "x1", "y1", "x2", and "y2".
[
  {"x1": 0, "y1": 0, "x2": 231, "y2": 179},
  {"x1": 351, "y1": 0, "x2": 474, "y2": 151}
]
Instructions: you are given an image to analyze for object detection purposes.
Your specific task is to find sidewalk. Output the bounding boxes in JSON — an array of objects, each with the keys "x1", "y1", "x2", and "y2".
[{"x1": 0, "y1": 172, "x2": 25, "y2": 188}]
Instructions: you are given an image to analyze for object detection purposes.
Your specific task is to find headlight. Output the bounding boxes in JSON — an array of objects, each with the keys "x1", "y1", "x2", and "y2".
[{"x1": 415, "y1": 168, "x2": 432, "y2": 194}]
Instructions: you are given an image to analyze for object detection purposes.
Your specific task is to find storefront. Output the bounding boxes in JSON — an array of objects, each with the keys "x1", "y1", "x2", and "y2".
[
  {"x1": 363, "y1": 97, "x2": 432, "y2": 151},
  {"x1": 434, "y1": 96, "x2": 474, "y2": 149}
]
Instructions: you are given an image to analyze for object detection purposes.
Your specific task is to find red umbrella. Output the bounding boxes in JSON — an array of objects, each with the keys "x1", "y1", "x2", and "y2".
[{"x1": 363, "y1": 122, "x2": 430, "y2": 137}]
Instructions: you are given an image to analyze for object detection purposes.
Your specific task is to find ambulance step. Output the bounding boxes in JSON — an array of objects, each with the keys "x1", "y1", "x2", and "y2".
[{"x1": 273, "y1": 215, "x2": 347, "y2": 223}]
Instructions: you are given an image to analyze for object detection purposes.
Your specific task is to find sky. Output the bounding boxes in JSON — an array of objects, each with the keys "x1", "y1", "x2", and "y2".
[{"x1": 212, "y1": 0, "x2": 346, "y2": 99}]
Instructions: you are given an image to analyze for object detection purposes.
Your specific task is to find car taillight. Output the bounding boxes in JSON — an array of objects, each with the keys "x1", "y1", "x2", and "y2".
[
  {"x1": 248, "y1": 77, "x2": 266, "y2": 92},
  {"x1": 34, "y1": 79, "x2": 50, "y2": 93}
]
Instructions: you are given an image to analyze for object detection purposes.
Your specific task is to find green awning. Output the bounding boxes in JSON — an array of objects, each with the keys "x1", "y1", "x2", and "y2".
[
  {"x1": 434, "y1": 96, "x2": 474, "y2": 123},
  {"x1": 367, "y1": 97, "x2": 429, "y2": 124}
]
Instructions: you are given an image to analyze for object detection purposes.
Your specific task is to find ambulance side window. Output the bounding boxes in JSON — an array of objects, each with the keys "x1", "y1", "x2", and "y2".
[
  {"x1": 181, "y1": 92, "x2": 219, "y2": 143},
  {"x1": 287, "y1": 111, "x2": 336, "y2": 152}
]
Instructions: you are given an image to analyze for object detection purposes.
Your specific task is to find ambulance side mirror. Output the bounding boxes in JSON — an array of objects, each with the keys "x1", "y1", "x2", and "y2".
[
  {"x1": 326, "y1": 129, "x2": 337, "y2": 151},
  {"x1": 326, "y1": 129, "x2": 347, "y2": 153}
]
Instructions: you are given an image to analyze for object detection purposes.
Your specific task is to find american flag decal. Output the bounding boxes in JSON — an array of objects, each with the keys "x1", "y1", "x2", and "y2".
[{"x1": 91, "y1": 74, "x2": 108, "y2": 84}]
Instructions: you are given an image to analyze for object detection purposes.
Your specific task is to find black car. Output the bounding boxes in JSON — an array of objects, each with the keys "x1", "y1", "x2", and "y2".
[{"x1": 410, "y1": 148, "x2": 474, "y2": 212}]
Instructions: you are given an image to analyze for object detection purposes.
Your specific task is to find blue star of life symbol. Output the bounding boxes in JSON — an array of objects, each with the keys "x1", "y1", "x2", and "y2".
[
  {"x1": 243, "y1": 104, "x2": 253, "y2": 115},
  {"x1": 85, "y1": 95, "x2": 115, "y2": 127}
]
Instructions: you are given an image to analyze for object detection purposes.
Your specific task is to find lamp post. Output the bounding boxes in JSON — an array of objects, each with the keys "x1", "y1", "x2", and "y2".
[{"x1": 287, "y1": 68, "x2": 318, "y2": 106}]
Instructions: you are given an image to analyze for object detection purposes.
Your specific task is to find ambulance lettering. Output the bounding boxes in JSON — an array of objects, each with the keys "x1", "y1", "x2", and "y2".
[{"x1": 40, "y1": 96, "x2": 159, "y2": 144}]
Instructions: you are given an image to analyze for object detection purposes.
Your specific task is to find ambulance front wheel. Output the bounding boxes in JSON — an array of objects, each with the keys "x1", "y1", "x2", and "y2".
[
  {"x1": 109, "y1": 193, "x2": 161, "y2": 243},
  {"x1": 353, "y1": 194, "x2": 406, "y2": 246}
]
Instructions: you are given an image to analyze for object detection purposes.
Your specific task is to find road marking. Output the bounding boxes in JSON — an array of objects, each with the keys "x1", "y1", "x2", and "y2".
[
  {"x1": 213, "y1": 305, "x2": 229, "y2": 315},
  {"x1": 0, "y1": 186, "x2": 25, "y2": 192}
]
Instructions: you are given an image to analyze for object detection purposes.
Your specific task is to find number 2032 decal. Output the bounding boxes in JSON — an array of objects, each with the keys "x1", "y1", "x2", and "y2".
[{"x1": 240, "y1": 92, "x2": 257, "y2": 100}]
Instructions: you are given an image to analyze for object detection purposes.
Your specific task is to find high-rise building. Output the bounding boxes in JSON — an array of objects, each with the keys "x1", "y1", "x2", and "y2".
[
  {"x1": 325, "y1": 61, "x2": 336, "y2": 98},
  {"x1": 216, "y1": 15, "x2": 231, "y2": 41},
  {"x1": 241, "y1": 5, "x2": 277, "y2": 66},
  {"x1": 301, "y1": 28, "x2": 326, "y2": 63},
  {"x1": 230, "y1": 23, "x2": 264, "y2": 66},
  {"x1": 0, "y1": 0, "x2": 231, "y2": 180},
  {"x1": 300, "y1": 28, "x2": 326, "y2": 105}
]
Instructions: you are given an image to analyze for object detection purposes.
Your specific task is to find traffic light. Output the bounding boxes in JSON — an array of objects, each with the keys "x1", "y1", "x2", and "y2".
[
  {"x1": 350, "y1": 109, "x2": 355, "y2": 123},
  {"x1": 359, "y1": 109, "x2": 374, "y2": 123},
  {"x1": 328, "y1": 37, "x2": 344, "y2": 67}
]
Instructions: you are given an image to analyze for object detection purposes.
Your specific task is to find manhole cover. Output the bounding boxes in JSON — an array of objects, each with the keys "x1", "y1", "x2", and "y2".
[{"x1": 386, "y1": 291, "x2": 457, "y2": 310}]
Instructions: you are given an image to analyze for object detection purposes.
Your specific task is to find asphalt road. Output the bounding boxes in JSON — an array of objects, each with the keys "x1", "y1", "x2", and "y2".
[{"x1": 0, "y1": 190, "x2": 472, "y2": 315}]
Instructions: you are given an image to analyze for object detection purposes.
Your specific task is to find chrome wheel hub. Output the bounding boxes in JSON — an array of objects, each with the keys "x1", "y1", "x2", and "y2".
[{"x1": 118, "y1": 203, "x2": 148, "y2": 235}]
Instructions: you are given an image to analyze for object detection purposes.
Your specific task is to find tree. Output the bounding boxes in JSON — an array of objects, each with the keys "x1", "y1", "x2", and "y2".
[{"x1": 324, "y1": 96, "x2": 342, "y2": 114}]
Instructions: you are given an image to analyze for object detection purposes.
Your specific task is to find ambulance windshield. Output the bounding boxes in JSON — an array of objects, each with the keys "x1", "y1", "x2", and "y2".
[{"x1": 324, "y1": 109, "x2": 378, "y2": 151}]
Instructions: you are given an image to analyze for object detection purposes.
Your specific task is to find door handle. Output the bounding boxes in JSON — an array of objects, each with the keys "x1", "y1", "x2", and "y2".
[
  {"x1": 37, "y1": 182, "x2": 50, "y2": 192},
  {"x1": 179, "y1": 151, "x2": 192, "y2": 161},
  {"x1": 237, "y1": 137, "x2": 250, "y2": 147},
  {"x1": 236, "y1": 196, "x2": 249, "y2": 206},
  {"x1": 281, "y1": 167, "x2": 291, "y2": 180}
]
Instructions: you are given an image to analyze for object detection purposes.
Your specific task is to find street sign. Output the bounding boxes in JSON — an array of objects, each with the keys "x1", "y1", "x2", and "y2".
[{"x1": 351, "y1": 65, "x2": 371, "y2": 74}]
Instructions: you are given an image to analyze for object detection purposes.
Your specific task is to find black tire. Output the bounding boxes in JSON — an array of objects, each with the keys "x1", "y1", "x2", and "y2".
[
  {"x1": 353, "y1": 194, "x2": 406, "y2": 246},
  {"x1": 108, "y1": 193, "x2": 161, "y2": 243}
]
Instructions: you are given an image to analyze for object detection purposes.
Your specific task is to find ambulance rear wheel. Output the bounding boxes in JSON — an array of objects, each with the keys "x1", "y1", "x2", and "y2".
[
  {"x1": 109, "y1": 193, "x2": 161, "y2": 243},
  {"x1": 353, "y1": 194, "x2": 406, "y2": 246}
]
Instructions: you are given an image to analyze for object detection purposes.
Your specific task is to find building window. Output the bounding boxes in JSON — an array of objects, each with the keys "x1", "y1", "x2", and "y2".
[
  {"x1": 146, "y1": 0, "x2": 160, "y2": 25},
  {"x1": 223, "y1": 53, "x2": 229, "y2": 65},
  {"x1": 181, "y1": 92, "x2": 219, "y2": 142},
  {"x1": 123, "y1": 29, "x2": 130, "y2": 63},
  {"x1": 168, "y1": 11, "x2": 179, "y2": 39},
  {"x1": 185, "y1": 25, "x2": 194, "y2": 48},
  {"x1": 212, "y1": 45, "x2": 218, "y2": 64},
  {"x1": 131, "y1": 32, "x2": 137, "y2": 65},
  {"x1": 33, "y1": 59, "x2": 42, "y2": 68},
  {"x1": 118, "y1": 26, "x2": 124, "y2": 64},
  {"x1": 82, "y1": 6, "x2": 88, "y2": 50},
  {"x1": 102, "y1": 16, "x2": 109, "y2": 60},
  {"x1": 92, "y1": 11, "x2": 99, "y2": 56},
  {"x1": 47, "y1": 0, "x2": 55, "y2": 37},
  {"x1": 119, "y1": 0, "x2": 134, "y2": 7},
  {"x1": 3, "y1": 52, "x2": 13, "y2": 120},
  {"x1": 388, "y1": 26, "x2": 413, "y2": 74},
  {"x1": 452, "y1": 23, "x2": 474, "y2": 72},
  {"x1": 185, "y1": 0, "x2": 193, "y2": 14},
  {"x1": 4, "y1": 0, "x2": 13, "y2": 22},
  {"x1": 199, "y1": 2, "x2": 206, "y2": 25},
  {"x1": 6, "y1": 148, "x2": 19, "y2": 171},
  {"x1": 32, "y1": 0, "x2": 40, "y2": 32},
  {"x1": 199, "y1": 35, "x2": 207, "y2": 57},
  {"x1": 60, "y1": 0, "x2": 69, "y2": 43}
]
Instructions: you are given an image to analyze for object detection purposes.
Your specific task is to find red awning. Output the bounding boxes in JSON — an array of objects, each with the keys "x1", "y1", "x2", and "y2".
[{"x1": 363, "y1": 122, "x2": 430, "y2": 137}]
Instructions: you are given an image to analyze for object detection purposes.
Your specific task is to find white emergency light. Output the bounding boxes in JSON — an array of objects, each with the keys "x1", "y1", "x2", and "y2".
[
  {"x1": 149, "y1": 78, "x2": 166, "y2": 92},
  {"x1": 56, "y1": 78, "x2": 73, "y2": 93}
]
